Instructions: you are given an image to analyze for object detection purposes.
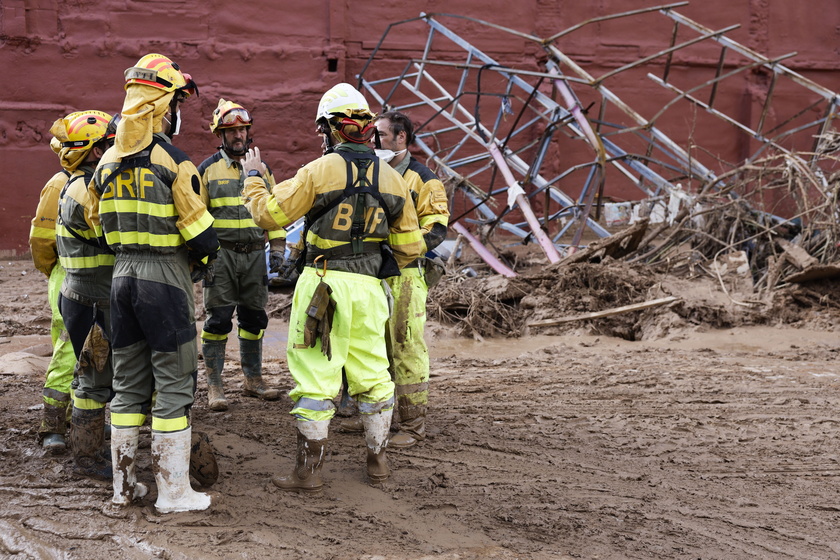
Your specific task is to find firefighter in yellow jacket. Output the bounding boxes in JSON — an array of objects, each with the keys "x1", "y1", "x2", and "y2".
[
  {"x1": 197, "y1": 99, "x2": 284, "y2": 411},
  {"x1": 241, "y1": 83, "x2": 424, "y2": 492},
  {"x1": 29, "y1": 130, "x2": 83, "y2": 453},
  {"x1": 89, "y1": 53, "x2": 219, "y2": 513},
  {"x1": 52, "y1": 110, "x2": 115, "y2": 480},
  {"x1": 374, "y1": 111, "x2": 450, "y2": 448}
]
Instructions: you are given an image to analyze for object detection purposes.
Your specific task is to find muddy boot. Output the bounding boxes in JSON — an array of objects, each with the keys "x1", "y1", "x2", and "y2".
[
  {"x1": 152, "y1": 427, "x2": 213, "y2": 514},
  {"x1": 336, "y1": 415, "x2": 364, "y2": 433},
  {"x1": 272, "y1": 420, "x2": 328, "y2": 494},
  {"x1": 111, "y1": 426, "x2": 148, "y2": 506},
  {"x1": 40, "y1": 400, "x2": 70, "y2": 454},
  {"x1": 240, "y1": 338, "x2": 279, "y2": 401},
  {"x1": 362, "y1": 408, "x2": 393, "y2": 484},
  {"x1": 70, "y1": 405, "x2": 112, "y2": 480},
  {"x1": 389, "y1": 406, "x2": 427, "y2": 450},
  {"x1": 189, "y1": 430, "x2": 219, "y2": 487},
  {"x1": 202, "y1": 339, "x2": 228, "y2": 411}
]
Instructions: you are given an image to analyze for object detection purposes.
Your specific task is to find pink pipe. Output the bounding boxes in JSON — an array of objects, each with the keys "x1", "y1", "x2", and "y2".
[
  {"x1": 487, "y1": 143, "x2": 563, "y2": 264},
  {"x1": 549, "y1": 70, "x2": 605, "y2": 154},
  {"x1": 452, "y1": 222, "x2": 517, "y2": 277}
]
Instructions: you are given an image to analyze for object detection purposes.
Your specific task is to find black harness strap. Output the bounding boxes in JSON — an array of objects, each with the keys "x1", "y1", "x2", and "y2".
[{"x1": 295, "y1": 150, "x2": 394, "y2": 269}]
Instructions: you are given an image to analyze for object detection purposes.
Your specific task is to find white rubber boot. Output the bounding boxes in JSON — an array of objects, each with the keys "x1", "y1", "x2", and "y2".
[
  {"x1": 111, "y1": 426, "x2": 148, "y2": 506},
  {"x1": 152, "y1": 427, "x2": 212, "y2": 514}
]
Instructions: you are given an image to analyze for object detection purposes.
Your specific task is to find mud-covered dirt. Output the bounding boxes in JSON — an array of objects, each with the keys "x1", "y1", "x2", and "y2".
[{"x1": 2, "y1": 256, "x2": 840, "y2": 559}]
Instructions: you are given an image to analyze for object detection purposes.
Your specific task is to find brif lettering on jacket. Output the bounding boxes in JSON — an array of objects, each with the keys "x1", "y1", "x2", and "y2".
[
  {"x1": 332, "y1": 202, "x2": 386, "y2": 234},
  {"x1": 100, "y1": 168, "x2": 155, "y2": 200}
]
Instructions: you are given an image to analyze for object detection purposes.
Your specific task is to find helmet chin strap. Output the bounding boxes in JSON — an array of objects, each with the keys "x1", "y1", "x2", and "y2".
[
  {"x1": 373, "y1": 128, "x2": 382, "y2": 150},
  {"x1": 167, "y1": 97, "x2": 180, "y2": 137},
  {"x1": 318, "y1": 120, "x2": 335, "y2": 155}
]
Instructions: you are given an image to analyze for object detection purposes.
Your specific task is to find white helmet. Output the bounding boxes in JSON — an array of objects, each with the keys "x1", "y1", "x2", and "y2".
[{"x1": 315, "y1": 83, "x2": 375, "y2": 123}]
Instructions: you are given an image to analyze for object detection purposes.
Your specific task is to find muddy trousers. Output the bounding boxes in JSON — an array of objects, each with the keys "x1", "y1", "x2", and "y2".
[
  {"x1": 109, "y1": 252, "x2": 197, "y2": 433},
  {"x1": 59, "y1": 287, "x2": 114, "y2": 478},
  {"x1": 58, "y1": 291, "x2": 113, "y2": 405},
  {"x1": 41, "y1": 263, "x2": 75, "y2": 438},
  {"x1": 386, "y1": 266, "x2": 429, "y2": 440},
  {"x1": 202, "y1": 246, "x2": 269, "y2": 343},
  {"x1": 287, "y1": 268, "x2": 395, "y2": 422}
]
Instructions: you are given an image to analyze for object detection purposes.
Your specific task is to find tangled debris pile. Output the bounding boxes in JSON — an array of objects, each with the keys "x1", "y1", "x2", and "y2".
[
  {"x1": 428, "y1": 147, "x2": 840, "y2": 339},
  {"x1": 357, "y1": 7, "x2": 840, "y2": 339}
]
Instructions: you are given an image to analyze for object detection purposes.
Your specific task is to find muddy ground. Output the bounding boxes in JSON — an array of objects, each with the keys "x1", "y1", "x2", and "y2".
[{"x1": 2, "y1": 254, "x2": 840, "y2": 560}]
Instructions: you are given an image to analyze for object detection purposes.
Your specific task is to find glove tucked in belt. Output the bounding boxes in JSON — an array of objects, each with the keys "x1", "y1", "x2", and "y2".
[{"x1": 302, "y1": 256, "x2": 336, "y2": 360}]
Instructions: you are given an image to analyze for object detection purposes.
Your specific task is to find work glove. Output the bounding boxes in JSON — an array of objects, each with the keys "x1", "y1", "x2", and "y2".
[
  {"x1": 190, "y1": 261, "x2": 215, "y2": 284},
  {"x1": 269, "y1": 250, "x2": 285, "y2": 273},
  {"x1": 78, "y1": 322, "x2": 110, "y2": 373},
  {"x1": 278, "y1": 245, "x2": 301, "y2": 279},
  {"x1": 303, "y1": 280, "x2": 336, "y2": 360},
  {"x1": 188, "y1": 249, "x2": 218, "y2": 283}
]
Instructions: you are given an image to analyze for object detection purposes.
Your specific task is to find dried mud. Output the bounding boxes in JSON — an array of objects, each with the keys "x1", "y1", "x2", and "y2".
[{"x1": 2, "y1": 257, "x2": 840, "y2": 559}]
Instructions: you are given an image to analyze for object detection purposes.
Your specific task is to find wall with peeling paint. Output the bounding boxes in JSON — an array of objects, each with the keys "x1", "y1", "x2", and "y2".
[{"x1": 3, "y1": 0, "x2": 839, "y2": 256}]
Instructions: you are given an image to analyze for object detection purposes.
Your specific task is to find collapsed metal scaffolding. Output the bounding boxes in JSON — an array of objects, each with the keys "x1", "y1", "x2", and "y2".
[{"x1": 357, "y1": 3, "x2": 839, "y2": 276}]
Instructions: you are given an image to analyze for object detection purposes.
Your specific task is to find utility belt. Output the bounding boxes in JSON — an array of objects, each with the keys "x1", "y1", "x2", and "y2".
[
  {"x1": 301, "y1": 241, "x2": 400, "y2": 279},
  {"x1": 219, "y1": 240, "x2": 264, "y2": 254},
  {"x1": 304, "y1": 241, "x2": 380, "y2": 264}
]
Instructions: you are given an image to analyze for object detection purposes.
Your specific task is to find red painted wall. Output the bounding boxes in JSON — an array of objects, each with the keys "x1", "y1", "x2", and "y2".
[{"x1": 3, "y1": 0, "x2": 839, "y2": 256}]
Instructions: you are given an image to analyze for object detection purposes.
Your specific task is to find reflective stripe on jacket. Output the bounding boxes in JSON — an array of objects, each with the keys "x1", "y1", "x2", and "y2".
[
  {"x1": 403, "y1": 157, "x2": 450, "y2": 233},
  {"x1": 56, "y1": 165, "x2": 114, "y2": 300},
  {"x1": 91, "y1": 134, "x2": 217, "y2": 257},
  {"x1": 243, "y1": 144, "x2": 424, "y2": 269},
  {"x1": 197, "y1": 150, "x2": 285, "y2": 244}
]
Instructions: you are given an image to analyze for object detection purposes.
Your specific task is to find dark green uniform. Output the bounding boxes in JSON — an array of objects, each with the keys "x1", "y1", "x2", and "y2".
[{"x1": 90, "y1": 133, "x2": 218, "y2": 433}]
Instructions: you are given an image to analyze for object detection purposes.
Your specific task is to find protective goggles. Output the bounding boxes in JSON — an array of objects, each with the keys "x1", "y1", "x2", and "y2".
[
  {"x1": 125, "y1": 67, "x2": 199, "y2": 98},
  {"x1": 219, "y1": 107, "x2": 252, "y2": 127},
  {"x1": 335, "y1": 117, "x2": 375, "y2": 143}
]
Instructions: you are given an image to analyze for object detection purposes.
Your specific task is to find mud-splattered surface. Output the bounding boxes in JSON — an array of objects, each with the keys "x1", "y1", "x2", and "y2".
[{"x1": 2, "y1": 256, "x2": 840, "y2": 559}]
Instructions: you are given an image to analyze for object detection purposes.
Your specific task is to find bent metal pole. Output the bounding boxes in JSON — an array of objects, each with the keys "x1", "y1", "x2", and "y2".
[
  {"x1": 487, "y1": 143, "x2": 562, "y2": 264},
  {"x1": 451, "y1": 222, "x2": 517, "y2": 278}
]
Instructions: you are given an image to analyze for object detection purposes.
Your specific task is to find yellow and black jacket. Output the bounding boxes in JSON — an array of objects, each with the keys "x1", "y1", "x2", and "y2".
[
  {"x1": 89, "y1": 134, "x2": 217, "y2": 259},
  {"x1": 30, "y1": 170, "x2": 70, "y2": 277},
  {"x1": 197, "y1": 150, "x2": 285, "y2": 245},
  {"x1": 243, "y1": 144, "x2": 423, "y2": 276},
  {"x1": 56, "y1": 164, "x2": 115, "y2": 303},
  {"x1": 396, "y1": 156, "x2": 450, "y2": 251}
]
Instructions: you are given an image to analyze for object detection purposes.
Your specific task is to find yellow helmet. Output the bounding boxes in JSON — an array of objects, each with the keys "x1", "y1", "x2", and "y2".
[
  {"x1": 124, "y1": 53, "x2": 198, "y2": 97},
  {"x1": 210, "y1": 98, "x2": 252, "y2": 134},
  {"x1": 57, "y1": 110, "x2": 112, "y2": 150},
  {"x1": 316, "y1": 83, "x2": 375, "y2": 123}
]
